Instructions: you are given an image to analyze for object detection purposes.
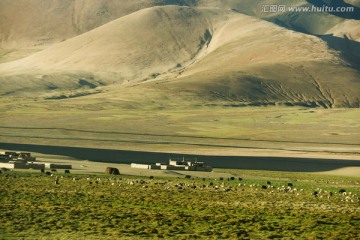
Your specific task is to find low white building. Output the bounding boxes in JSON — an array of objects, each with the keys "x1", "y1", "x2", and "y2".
[
  {"x1": 0, "y1": 162, "x2": 45, "y2": 170},
  {"x1": 130, "y1": 163, "x2": 151, "y2": 169},
  {"x1": 0, "y1": 152, "x2": 71, "y2": 170},
  {"x1": 131, "y1": 158, "x2": 212, "y2": 172}
]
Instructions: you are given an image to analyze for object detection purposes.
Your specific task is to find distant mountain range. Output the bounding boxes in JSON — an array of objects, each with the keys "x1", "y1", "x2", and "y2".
[{"x1": 0, "y1": 0, "x2": 359, "y2": 107}]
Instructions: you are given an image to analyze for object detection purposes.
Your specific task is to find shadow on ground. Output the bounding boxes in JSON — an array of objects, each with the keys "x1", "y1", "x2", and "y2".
[
  {"x1": 307, "y1": 0, "x2": 360, "y2": 20},
  {"x1": 1, "y1": 143, "x2": 359, "y2": 172}
]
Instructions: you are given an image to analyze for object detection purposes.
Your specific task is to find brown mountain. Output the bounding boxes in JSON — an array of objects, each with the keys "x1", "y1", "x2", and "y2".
[{"x1": 0, "y1": 1, "x2": 359, "y2": 107}]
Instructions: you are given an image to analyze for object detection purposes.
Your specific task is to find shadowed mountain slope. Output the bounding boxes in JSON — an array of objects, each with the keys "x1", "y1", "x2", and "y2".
[{"x1": 0, "y1": 3, "x2": 359, "y2": 107}]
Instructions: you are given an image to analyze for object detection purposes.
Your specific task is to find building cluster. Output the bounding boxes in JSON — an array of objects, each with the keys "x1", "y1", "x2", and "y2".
[
  {"x1": 131, "y1": 157, "x2": 212, "y2": 172},
  {"x1": 0, "y1": 151, "x2": 72, "y2": 170}
]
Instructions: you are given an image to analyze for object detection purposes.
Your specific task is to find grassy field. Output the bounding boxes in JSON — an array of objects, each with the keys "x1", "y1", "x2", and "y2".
[
  {"x1": 1, "y1": 95, "x2": 359, "y2": 238},
  {"x1": 0, "y1": 96, "x2": 359, "y2": 160},
  {"x1": 0, "y1": 169, "x2": 359, "y2": 239}
]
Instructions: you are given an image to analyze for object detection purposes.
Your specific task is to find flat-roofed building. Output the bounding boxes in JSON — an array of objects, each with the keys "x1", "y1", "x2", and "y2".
[{"x1": 131, "y1": 158, "x2": 212, "y2": 172}]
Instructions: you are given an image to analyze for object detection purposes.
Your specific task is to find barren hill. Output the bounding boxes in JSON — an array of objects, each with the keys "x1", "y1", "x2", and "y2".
[
  {"x1": 0, "y1": 0, "x2": 198, "y2": 48},
  {"x1": 0, "y1": 6, "x2": 227, "y2": 76},
  {"x1": 0, "y1": 2, "x2": 359, "y2": 107},
  {"x1": 1, "y1": 0, "x2": 359, "y2": 48}
]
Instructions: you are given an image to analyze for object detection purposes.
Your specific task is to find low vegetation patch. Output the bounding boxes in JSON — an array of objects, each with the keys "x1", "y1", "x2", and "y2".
[
  {"x1": 44, "y1": 89, "x2": 102, "y2": 100},
  {"x1": 0, "y1": 170, "x2": 359, "y2": 239}
]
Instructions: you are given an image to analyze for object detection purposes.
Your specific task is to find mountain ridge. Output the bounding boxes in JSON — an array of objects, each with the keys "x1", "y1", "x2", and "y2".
[{"x1": 0, "y1": 2, "x2": 359, "y2": 108}]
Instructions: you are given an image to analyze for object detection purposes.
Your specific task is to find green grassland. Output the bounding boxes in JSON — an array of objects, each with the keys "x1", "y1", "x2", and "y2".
[
  {"x1": 0, "y1": 96, "x2": 359, "y2": 158},
  {"x1": 0, "y1": 170, "x2": 359, "y2": 239}
]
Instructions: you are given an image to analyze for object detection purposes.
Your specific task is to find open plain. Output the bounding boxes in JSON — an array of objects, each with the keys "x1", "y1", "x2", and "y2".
[
  {"x1": 0, "y1": 0, "x2": 360, "y2": 239},
  {"x1": 1, "y1": 169, "x2": 359, "y2": 239}
]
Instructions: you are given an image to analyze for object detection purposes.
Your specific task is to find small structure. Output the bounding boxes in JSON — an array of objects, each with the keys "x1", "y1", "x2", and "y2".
[
  {"x1": 0, "y1": 161, "x2": 45, "y2": 170},
  {"x1": 131, "y1": 157, "x2": 212, "y2": 172},
  {"x1": 43, "y1": 163, "x2": 72, "y2": 169},
  {"x1": 105, "y1": 167, "x2": 120, "y2": 175},
  {"x1": 1, "y1": 152, "x2": 35, "y2": 162},
  {"x1": 0, "y1": 151, "x2": 71, "y2": 170},
  {"x1": 0, "y1": 153, "x2": 10, "y2": 162}
]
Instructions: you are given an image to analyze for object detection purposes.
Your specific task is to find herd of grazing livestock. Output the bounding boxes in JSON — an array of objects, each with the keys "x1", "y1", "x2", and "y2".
[{"x1": 43, "y1": 172, "x2": 360, "y2": 204}]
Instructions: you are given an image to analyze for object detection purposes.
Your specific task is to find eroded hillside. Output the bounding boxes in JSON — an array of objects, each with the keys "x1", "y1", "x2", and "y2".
[{"x1": 0, "y1": 1, "x2": 359, "y2": 107}]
